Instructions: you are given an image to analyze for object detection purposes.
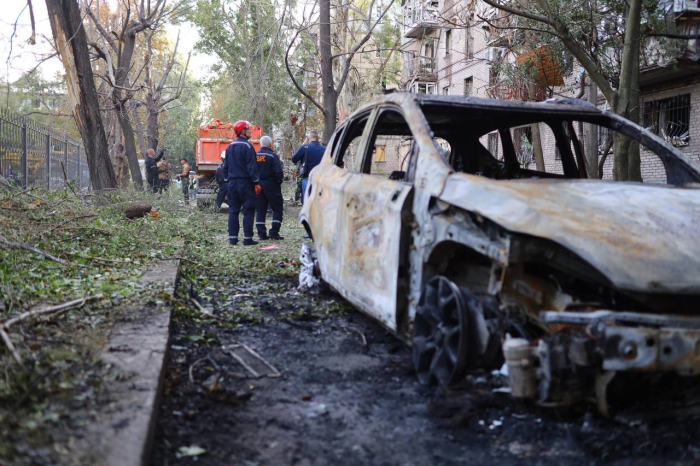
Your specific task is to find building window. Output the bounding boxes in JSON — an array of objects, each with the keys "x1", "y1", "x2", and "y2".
[
  {"x1": 597, "y1": 125, "x2": 612, "y2": 153},
  {"x1": 554, "y1": 123, "x2": 572, "y2": 160},
  {"x1": 512, "y1": 126, "x2": 533, "y2": 166},
  {"x1": 464, "y1": 77, "x2": 473, "y2": 96},
  {"x1": 487, "y1": 132, "x2": 499, "y2": 158},
  {"x1": 444, "y1": 29, "x2": 452, "y2": 55},
  {"x1": 374, "y1": 145, "x2": 386, "y2": 162},
  {"x1": 489, "y1": 66, "x2": 498, "y2": 86},
  {"x1": 375, "y1": 5, "x2": 382, "y2": 19},
  {"x1": 412, "y1": 82, "x2": 437, "y2": 94},
  {"x1": 643, "y1": 94, "x2": 690, "y2": 147},
  {"x1": 443, "y1": 86, "x2": 449, "y2": 95},
  {"x1": 423, "y1": 39, "x2": 435, "y2": 59}
]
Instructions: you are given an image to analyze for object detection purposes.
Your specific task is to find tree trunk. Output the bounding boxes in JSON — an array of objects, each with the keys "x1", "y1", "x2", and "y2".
[
  {"x1": 133, "y1": 107, "x2": 149, "y2": 158},
  {"x1": 114, "y1": 30, "x2": 144, "y2": 188},
  {"x1": 114, "y1": 99, "x2": 144, "y2": 188},
  {"x1": 319, "y1": 0, "x2": 337, "y2": 141},
  {"x1": 627, "y1": 46, "x2": 642, "y2": 181},
  {"x1": 531, "y1": 123, "x2": 545, "y2": 172},
  {"x1": 146, "y1": 99, "x2": 159, "y2": 150},
  {"x1": 585, "y1": 82, "x2": 599, "y2": 178},
  {"x1": 613, "y1": 0, "x2": 642, "y2": 181},
  {"x1": 45, "y1": 0, "x2": 117, "y2": 191}
]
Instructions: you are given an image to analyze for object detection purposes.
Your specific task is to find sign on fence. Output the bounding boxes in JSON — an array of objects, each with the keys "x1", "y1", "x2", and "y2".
[{"x1": 0, "y1": 108, "x2": 90, "y2": 190}]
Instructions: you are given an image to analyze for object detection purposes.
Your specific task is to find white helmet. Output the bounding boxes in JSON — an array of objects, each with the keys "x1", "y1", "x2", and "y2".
[{"x1": 220, "y1": 150, "x2": 226, "y2": 159}]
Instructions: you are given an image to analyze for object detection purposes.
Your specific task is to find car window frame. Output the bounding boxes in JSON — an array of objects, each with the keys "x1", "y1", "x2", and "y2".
[
  {"x1": 332, "y1": 110, "x2": 374, "y2": 170},
  {"x1": 359, "y1": 105, "x2": 418, "y2": 182}
]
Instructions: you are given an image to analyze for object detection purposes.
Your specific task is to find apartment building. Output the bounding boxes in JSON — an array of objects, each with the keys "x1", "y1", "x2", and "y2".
[{"x1": 399, "y1": 0, "x2": 700, "y2": 182}]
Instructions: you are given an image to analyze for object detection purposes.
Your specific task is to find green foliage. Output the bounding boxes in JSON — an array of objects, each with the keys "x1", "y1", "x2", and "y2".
[
  {"x1": 488, "y1": 0, "x2": 686, "y2": 95},
  {"x1": 160, "y1": 74, "x2": 203, "y2": 166},
  {"x1": 188, "y1": 0, "x2": 296, "y2": 131},
  {"x1": 0, "y1": 72, "x2": 79, "y2": 138}
]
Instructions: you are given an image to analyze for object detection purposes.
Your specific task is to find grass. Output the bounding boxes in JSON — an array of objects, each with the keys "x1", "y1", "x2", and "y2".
[
  {"x1": 0, "y1": 179, "x2": 352, "y2": 464},
  {"x1": 0, "y1": 177, "x2": 355, "y2": 464}
]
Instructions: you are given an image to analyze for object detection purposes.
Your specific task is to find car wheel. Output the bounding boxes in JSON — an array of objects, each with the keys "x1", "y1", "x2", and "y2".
[{"x1": 412, "y1": 276, "x2": 471, "y2": 388}]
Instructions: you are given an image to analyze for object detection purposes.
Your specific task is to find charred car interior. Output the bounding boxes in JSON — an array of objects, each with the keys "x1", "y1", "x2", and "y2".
[{"x1": 299, "y1": 94, "x2": 700, "y2": 414}]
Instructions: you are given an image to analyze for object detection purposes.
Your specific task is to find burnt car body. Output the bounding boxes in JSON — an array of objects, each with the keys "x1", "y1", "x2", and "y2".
[{"x1": 299, "y1": 93, "x2": 700, "y2": 411}]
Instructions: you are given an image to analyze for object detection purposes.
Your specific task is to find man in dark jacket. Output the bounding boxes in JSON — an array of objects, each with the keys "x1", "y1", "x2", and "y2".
[
  {"x1": 215, "y1": 151, "x2": 228, "y2": 211},
  {"x1": 145, "y1": 148, "x2": 164, "y2": 194},
  {"x1": 226, "y1": 120, "x2": 261, "y2": 246},
  {"x1": 291, "y1": 130, "x2": 326, "y2": 204},
  {"x1": 255, "y1": 136, "x2": 284, "y2": 240}
]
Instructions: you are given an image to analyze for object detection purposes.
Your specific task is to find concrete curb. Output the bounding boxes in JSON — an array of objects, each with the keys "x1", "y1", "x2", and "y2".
[{"x1": 78, "y1": 257, "x2": 180, "y2": 466}]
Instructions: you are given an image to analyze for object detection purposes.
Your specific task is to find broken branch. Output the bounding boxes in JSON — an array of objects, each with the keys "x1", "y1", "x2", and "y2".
[
  {"x1": 0, "y1": 295, "x2": 102, "y2": 365},
  {"x1": 0, "y1": 234, "x2": 71, "y2": 266}
]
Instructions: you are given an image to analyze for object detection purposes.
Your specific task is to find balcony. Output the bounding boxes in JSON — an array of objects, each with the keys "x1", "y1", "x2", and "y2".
[
  {"x1": 403, "y1": 3, "x2": 439, "y2": 39},
  {"x1": 404, "y1": 55, "x2": 437, "y2": 82},
  {"x1": 487, "y1": 79, "x2": 548, "y2": 102}
]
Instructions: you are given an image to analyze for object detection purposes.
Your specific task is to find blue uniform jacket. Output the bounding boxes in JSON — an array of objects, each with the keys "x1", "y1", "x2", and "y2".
[
  {"x1": 225, "y1": 136, "x2": 259, "y2": 182},
  {"x1": 256, "y1": 147, "x2": 284, "y2": 183},
  {"x1": 291, "y1": 141, "x2": 326, "y2": 178}
]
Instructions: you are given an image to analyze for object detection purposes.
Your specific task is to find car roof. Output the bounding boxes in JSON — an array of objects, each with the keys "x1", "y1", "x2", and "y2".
[
  {"x1": 353, "y1": 92, "x2": 603, "y2": 117},
  {"x1": 343, "y1": 92, "x2": 700, "y2": 186}
]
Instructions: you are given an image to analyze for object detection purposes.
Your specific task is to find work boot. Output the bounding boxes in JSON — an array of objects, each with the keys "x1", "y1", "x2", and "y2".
[
  {"x1": 229, "y1": 238, "x2": 239, "y2": 246},
  {"x1": 258, "y1": 233, "x2": 270, "y2": 240},
  {"x1": 243, "y1": 238, "x2": 259, "y2": 246},
  {"x1": 269, "y1": 233, "x2": 284, "y2": 240}
]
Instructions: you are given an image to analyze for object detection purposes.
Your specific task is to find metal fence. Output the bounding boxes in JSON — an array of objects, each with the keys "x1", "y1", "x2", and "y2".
[{"x1": 0, "y1": 108, "x2": 90, "y2": 190}]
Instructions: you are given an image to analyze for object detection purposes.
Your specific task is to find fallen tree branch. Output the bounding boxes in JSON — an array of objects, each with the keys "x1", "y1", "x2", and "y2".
[
  {"x1": 0, "y1": 234, "x2": 71, "y2": 266},
  {"x1": 190, "y1": 298, "x2": 219, "y2": 320},
  {"x1": 1, "y1": 295, "x2": 102, "y2": 365},
  {"x1": 2, "y1": 295, "x2": 102, "y2": 330},
  {"x1": 0, "y1": 328, "x2": 22, "y2": 364}
]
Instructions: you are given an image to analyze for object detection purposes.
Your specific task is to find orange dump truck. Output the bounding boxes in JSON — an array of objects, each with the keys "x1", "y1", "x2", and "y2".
[{"x1": 194, "y1": 120, "x2": 263, "y2": 207}]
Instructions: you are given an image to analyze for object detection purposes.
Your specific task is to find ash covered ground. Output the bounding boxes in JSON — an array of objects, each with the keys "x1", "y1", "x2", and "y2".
[{"x1": 151, "y1": 205, "x2": 700, "y2": 466}]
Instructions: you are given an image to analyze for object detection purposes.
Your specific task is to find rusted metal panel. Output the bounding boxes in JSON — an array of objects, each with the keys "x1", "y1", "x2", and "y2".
[{"x1": 439, "y1": 175, "x2": 700, "y2": 295}]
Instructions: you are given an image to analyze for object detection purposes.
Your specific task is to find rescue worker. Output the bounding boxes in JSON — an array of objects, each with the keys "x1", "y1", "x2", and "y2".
[
  {"x1": 145, "y1": 148, "x2": 164, "y2": 194},
  {"x1": 215, "y1": 151, "x2": 228, "y2": 211},
  {"x1": 179, "y1": 158, "x2": 190, "y2": 204},
  {"x1": 291, "y1": 130, "x2": 325, "y2": 204},
  {"x1": 255, "y1": 136, "x2": 284, "y2": 240},
  {"x1": 226, "y1": 120, "x2": 261, "y2": 246}
]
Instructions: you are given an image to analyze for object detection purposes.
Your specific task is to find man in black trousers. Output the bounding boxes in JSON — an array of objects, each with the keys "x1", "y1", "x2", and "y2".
[{"x1": 255, "y1": 136, "x2": 284, "y2": 240}]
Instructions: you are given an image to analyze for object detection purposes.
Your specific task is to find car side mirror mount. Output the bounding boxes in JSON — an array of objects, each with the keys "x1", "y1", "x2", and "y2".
[{"x1": 389, "y1": 170, "x2": 406, "y2": 181}]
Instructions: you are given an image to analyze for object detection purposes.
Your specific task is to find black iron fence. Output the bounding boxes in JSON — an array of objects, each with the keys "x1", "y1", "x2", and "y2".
[{"x1": 0, "y1": 108, "x2": 90, "y2": 190}]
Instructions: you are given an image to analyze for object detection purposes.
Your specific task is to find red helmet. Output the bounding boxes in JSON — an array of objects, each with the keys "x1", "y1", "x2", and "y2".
[{"x1": 233, "y1": 120, "x2": 251, "y2": 136}]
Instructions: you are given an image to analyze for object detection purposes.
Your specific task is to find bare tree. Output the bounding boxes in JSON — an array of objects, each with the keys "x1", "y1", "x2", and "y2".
[
  {"x1": 140, "y1": 29, "x2": 191, "y2": 150},
  {"x1": 479, "y1": 0, "x2": 643, "y2": 180},
  {"x1": 44, "y1": 0, "x2": 117, "y2": 191},
  {"x1": 86, "y1": 0, "x2": 170, "y2": 188},
  {"x1": 285, "y1": 0, "x2": 393, "y2": 139}
]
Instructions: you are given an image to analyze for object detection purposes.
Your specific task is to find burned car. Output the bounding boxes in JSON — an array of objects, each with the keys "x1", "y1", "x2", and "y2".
[{"x1": 299, "y1": 94, "x2": 700, "y2": 412}]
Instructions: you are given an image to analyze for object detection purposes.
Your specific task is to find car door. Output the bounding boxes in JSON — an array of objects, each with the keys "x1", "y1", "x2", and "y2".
[
  {"x1": 303, "y1": 112, "x2": 372, "y2": 286},
  {"x1": 334, "y1": 107, "x2": 415, "y2": 331}
]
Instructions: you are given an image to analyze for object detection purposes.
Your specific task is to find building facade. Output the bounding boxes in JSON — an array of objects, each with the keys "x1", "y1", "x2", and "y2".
[{"x1": 398, "y1": 0, "x2": 700, "y2": 182}]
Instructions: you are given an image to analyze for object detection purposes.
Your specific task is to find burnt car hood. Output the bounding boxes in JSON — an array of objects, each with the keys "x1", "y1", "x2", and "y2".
[{"x1": 440, "y1": 174, "x2": 700, "y2": 294}]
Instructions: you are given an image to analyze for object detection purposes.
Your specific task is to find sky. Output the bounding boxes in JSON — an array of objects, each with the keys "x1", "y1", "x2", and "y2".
[{"x1": 0, "y1": 0, "x2": 214, "y2": 84}]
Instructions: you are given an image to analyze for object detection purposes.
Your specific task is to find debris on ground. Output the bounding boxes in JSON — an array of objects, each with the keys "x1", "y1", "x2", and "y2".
[{"x1": 298, "y1": 242, "x2": 319, "y2": 289}]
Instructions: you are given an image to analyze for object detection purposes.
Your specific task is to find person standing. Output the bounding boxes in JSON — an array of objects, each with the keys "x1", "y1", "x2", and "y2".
[
  {"x1": 291, "y1": 130, "x2": 326, "y2": 204},
  {"x1": 215, "y1": 151, "x2": 229, "y2": 211},
  {"x1": 255, "y1": 136, "x2": 284, "y2": 240},
  {"x1": 179, "y1": 158, "x2": 190, "y2": 204},
  {"x1": 145, "y1": 149, "x2": 163, "y2": 194},
  {"x1": 226, "y1": 120, "x2": 261, "y2": 246},
  {"x1": 157, "y1": 156, "x2": 172, "y2": 193}
]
